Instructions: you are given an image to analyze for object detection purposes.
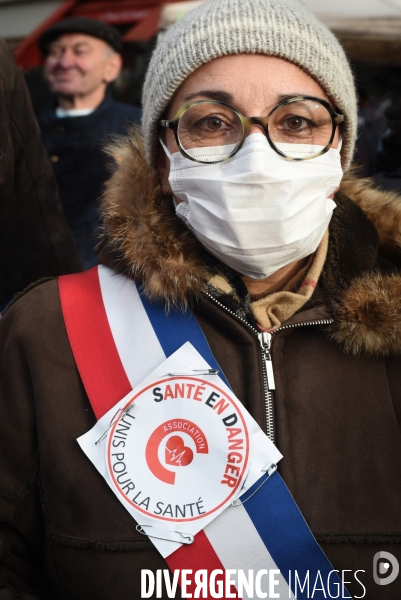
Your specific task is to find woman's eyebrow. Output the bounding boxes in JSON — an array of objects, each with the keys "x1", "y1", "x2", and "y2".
[
  {"x1": 182, "y1": 91, "x2": 328, "y2": 107},
  {"x1": 183, "y1": 90, "x2": 235, "y2": 104},
  {"x1": 181, "y1": 91, "x2": 332, "y2": 115},
  {"x1": 276, "y1": 93, "x2": 331, "y2": 104},
  {"x1": 276, "y1": 93, "x2": 309, "y2": 102}
]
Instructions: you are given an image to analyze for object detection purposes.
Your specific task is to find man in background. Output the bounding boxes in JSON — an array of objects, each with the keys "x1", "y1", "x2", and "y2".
[{"x1": 38, "y1": 18, "x2": 141, "y2": 268}]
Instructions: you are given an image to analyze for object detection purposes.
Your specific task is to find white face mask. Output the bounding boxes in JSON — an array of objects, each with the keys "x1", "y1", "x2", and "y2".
[{"x1": 162, "y1": 133, "x2": 343, "y2": 279}]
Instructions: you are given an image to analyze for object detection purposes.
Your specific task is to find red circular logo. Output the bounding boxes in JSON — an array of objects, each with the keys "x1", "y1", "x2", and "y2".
[{"x1": 106, "y1": 376, "x2": 250, "y2": 522}]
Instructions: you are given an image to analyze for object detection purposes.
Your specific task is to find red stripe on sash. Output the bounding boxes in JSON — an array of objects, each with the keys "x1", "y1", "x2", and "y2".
[
  {"x1": 167, "y1": 531, "x2": 239, "y2": 598},
  {"x1": 59, "y1": 267, "x2": 132, "y2": 419}
]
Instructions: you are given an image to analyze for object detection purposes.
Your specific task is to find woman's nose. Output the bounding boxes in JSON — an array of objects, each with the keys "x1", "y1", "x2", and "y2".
[{"x1": 246, "y1": 122, "x2": 268, "y2": 138}]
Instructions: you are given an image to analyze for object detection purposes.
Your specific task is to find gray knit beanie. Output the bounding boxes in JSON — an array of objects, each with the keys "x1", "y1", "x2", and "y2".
[{"x1": 142, "y1": 0, "x2": 357, "y2": 170}]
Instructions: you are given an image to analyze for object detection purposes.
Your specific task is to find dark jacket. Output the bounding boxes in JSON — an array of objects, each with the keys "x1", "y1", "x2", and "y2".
[
  {"x1": 0, "y1": 39, "x2": 82, "y2": 308},
  {"x1": 1, "y1": 133, "x2": 401, "y2": 599},
  {"x1": 37, "y1": 94, "x2": 141, "y2": 268}
]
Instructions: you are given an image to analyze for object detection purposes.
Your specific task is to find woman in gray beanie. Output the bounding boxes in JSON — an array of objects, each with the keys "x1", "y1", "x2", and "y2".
[{"x1": 0, "y1": 0, "x2": 401, "y2": 598}]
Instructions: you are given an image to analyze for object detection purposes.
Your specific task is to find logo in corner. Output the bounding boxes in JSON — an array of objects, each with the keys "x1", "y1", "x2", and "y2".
[{"x1": 373, "y1": 551, "x2": 399, "y2": 586}]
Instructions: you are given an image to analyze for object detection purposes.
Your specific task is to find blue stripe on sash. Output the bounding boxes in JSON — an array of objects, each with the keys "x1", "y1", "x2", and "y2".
[
  {"x1": 139, "y1": 293, "x2": 229, "y2": 387},
  {"x1": 139, "y1": 287, "x2": 349, "y2": 598},
  {"x1": 241, "y1": 473, "x2": 351, "y2": 598}
]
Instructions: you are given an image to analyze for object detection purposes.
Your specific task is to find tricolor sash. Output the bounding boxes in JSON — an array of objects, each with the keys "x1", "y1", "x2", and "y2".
[{"x1": 59, "y1": 265, "x2": 350, "y2": 599}]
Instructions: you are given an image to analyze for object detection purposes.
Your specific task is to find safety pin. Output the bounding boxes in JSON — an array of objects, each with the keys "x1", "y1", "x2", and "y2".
[
  {"x1": 95, "y1": 404, "x2": 135, "y2": 446},
  {"x1": 136, "y1": 524, "x2": 194, "y2": 545},
  {"x1": 165, "y1": 369, "x2": 219, "y2": 376},
  {"x1": 232, "y1": 462, "x2": 277, "y2": 506}
]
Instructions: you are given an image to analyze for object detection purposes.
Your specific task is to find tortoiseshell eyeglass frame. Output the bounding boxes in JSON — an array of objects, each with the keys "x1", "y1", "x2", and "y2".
[{"x1": 159, "y1": 95, "x2": 344, "y2": 165}]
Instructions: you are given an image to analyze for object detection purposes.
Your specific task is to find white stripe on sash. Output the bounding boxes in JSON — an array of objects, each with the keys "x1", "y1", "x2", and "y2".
[
  {"x1": 205, "y1": 503, "x2": 295, "y2": 599},
  {"x1": 98, "y1": 265, "x2": 166, "y2": 388}
]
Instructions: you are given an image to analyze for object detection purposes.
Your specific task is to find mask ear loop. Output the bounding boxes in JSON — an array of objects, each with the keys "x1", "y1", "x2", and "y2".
[
  {"x1": 159, "y1": 136, "x2": 172, "y2": 160},
  {"x1": 159, "y1": 136, "x2": 178, "y2": 208}
]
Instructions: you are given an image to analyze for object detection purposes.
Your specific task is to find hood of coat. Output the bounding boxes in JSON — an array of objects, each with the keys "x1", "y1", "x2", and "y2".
[{"x1": 99, "y1": 129, "x2": 401, "y2": 357}]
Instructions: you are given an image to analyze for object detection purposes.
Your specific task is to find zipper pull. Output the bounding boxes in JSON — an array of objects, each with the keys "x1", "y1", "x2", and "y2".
[{"x1": 258, "y1": 332, "x2": 276, "y2": 390}]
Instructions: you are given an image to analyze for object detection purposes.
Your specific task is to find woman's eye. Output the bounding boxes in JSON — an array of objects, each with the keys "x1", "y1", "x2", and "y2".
[
  {"x1": 204, "y1": 117, "x2": 225, "y2": 130},
  {"x1": 285, "y1": 116, "x2": 306, "y2": 130}
]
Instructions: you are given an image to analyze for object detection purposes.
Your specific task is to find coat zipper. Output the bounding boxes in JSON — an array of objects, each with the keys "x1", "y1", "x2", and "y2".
[
  {"x1": 258, "y1": 331, "x2": 275, "y2": 442},
  {"x1": 205, "y1": 292, "x2": 333, "y2": 443}
]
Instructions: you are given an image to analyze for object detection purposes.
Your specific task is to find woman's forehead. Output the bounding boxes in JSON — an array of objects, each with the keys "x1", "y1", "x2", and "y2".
[{"x1": 168, "y1": 54, "x2": 330, "y2": 118}]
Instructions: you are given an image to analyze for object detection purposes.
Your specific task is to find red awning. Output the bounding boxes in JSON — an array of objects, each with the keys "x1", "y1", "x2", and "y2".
[{"x1": 124, "y1": 5, "x2": 163, "y2": 42}]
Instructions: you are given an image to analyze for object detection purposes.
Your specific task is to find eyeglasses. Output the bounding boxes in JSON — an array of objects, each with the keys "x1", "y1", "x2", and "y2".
[{"x1": 160, "y1": 96, "x2": 344, "y2": 164}]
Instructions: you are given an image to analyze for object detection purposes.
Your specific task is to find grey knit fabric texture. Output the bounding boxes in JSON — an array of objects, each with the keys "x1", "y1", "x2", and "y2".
[{"x1": 142, "y1": 0, "x2": 357, "y2": 170}]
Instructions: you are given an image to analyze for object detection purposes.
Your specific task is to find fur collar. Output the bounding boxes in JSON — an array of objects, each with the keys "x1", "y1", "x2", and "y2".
[{"x1": 100, "y1": 129, "x2": 401, "y2": 357}]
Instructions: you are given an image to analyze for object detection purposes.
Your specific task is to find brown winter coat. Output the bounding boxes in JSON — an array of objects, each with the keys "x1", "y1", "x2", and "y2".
[{"x1": 1, "y1": 132, "x2": 401, "y2": 599}]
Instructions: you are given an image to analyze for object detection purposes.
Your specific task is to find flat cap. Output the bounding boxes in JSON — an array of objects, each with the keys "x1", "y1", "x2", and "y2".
[{"x1": 39, "y1": 17, "x2": 122, "y2": 54}]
